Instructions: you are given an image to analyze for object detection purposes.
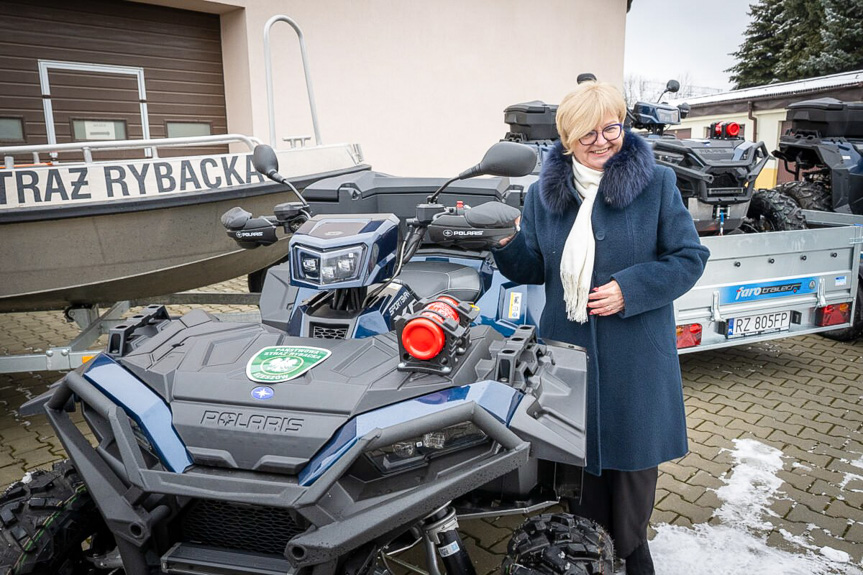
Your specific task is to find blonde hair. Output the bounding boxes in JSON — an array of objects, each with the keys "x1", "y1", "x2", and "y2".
[{"x1": 556, "y1": 82, "x2": 627, "y2": 153}]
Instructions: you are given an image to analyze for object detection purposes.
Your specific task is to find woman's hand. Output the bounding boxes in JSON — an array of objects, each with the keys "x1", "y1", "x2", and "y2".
[
  {"x1": 497, "y1": 216, "x2": 521, "y2": 247},
  {"x1": 588, "y1": 280, "x2": 625, "y2": 316}
]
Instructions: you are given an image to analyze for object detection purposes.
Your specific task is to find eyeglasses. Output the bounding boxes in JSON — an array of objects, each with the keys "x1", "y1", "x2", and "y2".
[{"x1": 578, "y1": 123, "x2": 623, "y2": 146}]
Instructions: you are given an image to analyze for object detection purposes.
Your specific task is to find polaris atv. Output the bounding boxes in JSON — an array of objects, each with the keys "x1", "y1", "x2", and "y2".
[
  {"x1": 0, "y1": 142, "x2": 613, "y2": 575},
  {"x1": 503, "y1": 79, "x2": 770, "y2": 236},
  {"x1": 747, "y1": 97, "x2": 863, "y2": 340}
]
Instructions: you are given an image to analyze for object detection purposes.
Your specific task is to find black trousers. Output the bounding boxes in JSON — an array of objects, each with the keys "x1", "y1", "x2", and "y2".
[{"x1": 567, "y1": 467, "x2": 658, "y2": 559}]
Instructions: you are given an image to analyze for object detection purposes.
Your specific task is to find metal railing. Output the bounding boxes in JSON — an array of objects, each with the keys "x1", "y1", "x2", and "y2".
[
  {"x1": 263, "y1": 15, "x2": 322, "y2": 148},
  {"x1": 1, "y1": 134, "x2": 262, "y2": 168}
]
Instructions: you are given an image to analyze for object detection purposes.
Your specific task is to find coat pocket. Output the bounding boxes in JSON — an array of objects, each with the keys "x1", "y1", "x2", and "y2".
[{"x1": 639, "y1": 308, "x2": 678, "y2": 358}]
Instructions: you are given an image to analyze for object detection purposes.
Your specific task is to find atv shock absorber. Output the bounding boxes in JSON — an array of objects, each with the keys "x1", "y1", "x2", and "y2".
[{"x1": 421, "y1": 506, "x2": 476, "y2": 575}]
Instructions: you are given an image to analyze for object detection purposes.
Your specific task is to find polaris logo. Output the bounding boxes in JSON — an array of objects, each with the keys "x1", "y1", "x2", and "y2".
[
  {"x1": 442, "y1": 229, "x2": 483, "y2": 237},
  {"x1": 235, "y1": 231, "x2": 264, "y2": 238},
  {"x1": 201, "y1": 410, "x2": 304, "y2": 433},
  {"x1": 735, "y1": 283, "x2": 802, "y2": 300}
]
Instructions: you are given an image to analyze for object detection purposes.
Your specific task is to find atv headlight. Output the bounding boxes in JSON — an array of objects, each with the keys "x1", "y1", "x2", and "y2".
[
  {"x1": 365, "y1": 421, "x2": 488, "y2": 474},
  {"x1": 293, "y1": 244, "x2": 366, "y2": 286}
]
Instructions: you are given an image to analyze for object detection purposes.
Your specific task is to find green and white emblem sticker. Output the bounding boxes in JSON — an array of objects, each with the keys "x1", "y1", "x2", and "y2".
[{"x1": 246, "y1": 346, "x2": 332, "y2": 383}]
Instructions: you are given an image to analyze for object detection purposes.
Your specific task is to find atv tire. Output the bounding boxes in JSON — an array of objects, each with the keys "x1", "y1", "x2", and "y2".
[
  {"x1": 743, "y1": 189, "x2": 807, "y2": 232},
  {"x1": 0, "y1": 460, "x2": 108, "y2": 575},
  {"x1": 777, "y1": 180, "x2": 832, "y2": 212},
  {"x1": 502, "y1": 513, "x2": 614, "y2": 575}
]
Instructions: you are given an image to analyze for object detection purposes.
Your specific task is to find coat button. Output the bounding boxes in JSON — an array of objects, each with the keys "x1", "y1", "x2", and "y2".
[{"x1": 595, "y1": 229, "x2": 606, "y2": 241}]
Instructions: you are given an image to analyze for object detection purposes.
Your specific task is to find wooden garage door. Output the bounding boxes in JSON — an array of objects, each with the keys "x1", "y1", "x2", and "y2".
[{"x1": 0, "y1": 0, "x2": 228, "y2": 162}]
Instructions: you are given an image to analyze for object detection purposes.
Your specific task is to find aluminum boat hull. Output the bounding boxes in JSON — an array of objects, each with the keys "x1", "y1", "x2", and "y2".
[{"x1": 0, "y1": 147, "x2": 368, "y2": 312}]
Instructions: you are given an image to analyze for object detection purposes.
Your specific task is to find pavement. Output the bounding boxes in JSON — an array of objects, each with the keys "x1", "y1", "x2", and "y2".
[{"x1": 1, "y1": 280, "x2": 861, "y2": 573}]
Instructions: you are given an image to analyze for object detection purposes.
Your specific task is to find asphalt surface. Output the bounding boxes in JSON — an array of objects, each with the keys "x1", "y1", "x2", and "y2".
[{"x1": 0, "y1": 281, "x2": 861, "y2": 573}]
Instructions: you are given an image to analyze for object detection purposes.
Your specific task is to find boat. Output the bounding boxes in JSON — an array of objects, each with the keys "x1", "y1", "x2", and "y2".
[{"x1": 0, "y1": 136, "x2": 368, "y2": 312}]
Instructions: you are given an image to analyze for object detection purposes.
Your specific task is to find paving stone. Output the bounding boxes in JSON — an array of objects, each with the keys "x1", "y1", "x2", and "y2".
[
  {"x1": 786, "y1": 501, "x2": 847, "y2": 534},
  {"x1": 649, "y1": 508, "x2": 677, "y2": 526},
  {"x1": 806, "y1": 527, "x2": 863, "y2": 564},
  {"x1": 0, "y1": 464, "x2": 26, "y2": 489},
  {"x1": 716, "y1": 405, "x2": 762, "y2": 425},
  {"x1": 656, "y1": 474, "x2": 708, "y2": 505},
  {"x1": 779, "y1": 444, "x2": 833, "y2": 469},
  {"x1": 825, "y1": 500, "x2": 863, "y2": 530},
  {"x1": 18, "y1": 447, "x2": 57, "y2": 470},
  {"x1": 655, "y1": 493, "x2": 713, "y2": 525},
  {"x1": 844, "y1": 522, "x2": 863, "y2": 545}
]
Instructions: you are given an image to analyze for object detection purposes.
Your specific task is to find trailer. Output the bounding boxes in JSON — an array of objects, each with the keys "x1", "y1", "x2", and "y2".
[{"x1": 674, "y1": 211, "x2": 862, "y2": 352}]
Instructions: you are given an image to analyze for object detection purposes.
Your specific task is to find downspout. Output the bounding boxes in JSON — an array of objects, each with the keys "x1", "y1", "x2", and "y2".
[{"x1": 748, "y1": 101, "x2": 757, "y2": 142}]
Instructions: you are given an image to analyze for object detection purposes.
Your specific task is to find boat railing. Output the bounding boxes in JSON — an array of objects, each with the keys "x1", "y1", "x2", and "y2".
[
  {"x1": 264, "y1": 14, "x2": 321, "y2": 148},
  {"x1": 1, "y1": 134, "x2": 263, "y2": 169}
]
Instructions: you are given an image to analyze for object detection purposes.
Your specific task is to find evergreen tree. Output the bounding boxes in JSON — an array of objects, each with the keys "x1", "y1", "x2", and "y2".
[
  {"x1": 727, "y1": 0, "x2": 787, "y2": 89},
  {"x1": 776, "y1": 0, "x2": 824, "y2": 79},
  {"x1": 807, "y1": 0, "x2": 863, "y2": 74}
]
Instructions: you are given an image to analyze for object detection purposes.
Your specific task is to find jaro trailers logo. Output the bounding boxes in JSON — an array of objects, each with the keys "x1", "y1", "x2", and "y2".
[
  {"x1": 719, "y1": 278, "x2": 818, "y2": 305},
  {"x1": 0, "y1": 152, "x2": 267, "y2": 210}
]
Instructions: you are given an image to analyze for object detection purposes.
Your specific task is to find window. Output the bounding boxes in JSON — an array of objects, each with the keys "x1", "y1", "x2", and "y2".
[
  {"x1": 72, "y1": 119, "x2": 127, "y2": 141},
  {"x1": 166, "y1": 122, "x2": 211, "y2": 138},
  {"x1": 0, "y1": 117, "x2": 25, "y2": 142}
]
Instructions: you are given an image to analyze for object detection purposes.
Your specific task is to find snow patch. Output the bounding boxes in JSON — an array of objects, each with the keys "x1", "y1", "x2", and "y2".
[
  {"x1": 650, "y1": 439, "x2": 862, "y2": 575},
  {"x1": 820, "y1": 547, "x2": 850, "y2": 564}
]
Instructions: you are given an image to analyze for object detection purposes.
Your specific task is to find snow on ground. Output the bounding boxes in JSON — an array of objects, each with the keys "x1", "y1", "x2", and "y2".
[{"x1": 650, "y1": 439, "x2": 862, "y2": 575}]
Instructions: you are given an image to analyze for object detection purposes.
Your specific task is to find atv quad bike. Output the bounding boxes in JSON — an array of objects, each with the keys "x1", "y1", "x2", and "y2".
[
  {"x1": 0, "y1": 142, "x2": 614, "y2": 575},
  {"x1": 502, "y1": 79, "x2": 770, "y2": 236},
  {"x1": 748, "y1": 97, "x2": 863, "y2": 340}
]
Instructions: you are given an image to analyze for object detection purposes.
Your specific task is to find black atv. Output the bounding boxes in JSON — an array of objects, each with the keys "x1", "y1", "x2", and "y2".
[
  {"x1": 748, "y1": 97, "x2": 863, "y2": 340},
  {"x1": 0, "y1": 143, "x2": 613, "y2": 575},
  {"x1": 503, "y1": 79, "x2": 770, "y2": 236}
]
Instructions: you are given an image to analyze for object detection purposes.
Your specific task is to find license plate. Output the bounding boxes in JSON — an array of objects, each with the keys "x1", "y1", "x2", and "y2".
[{"x1": 726, "y1": 311, "x2": 791, "y2": 338}]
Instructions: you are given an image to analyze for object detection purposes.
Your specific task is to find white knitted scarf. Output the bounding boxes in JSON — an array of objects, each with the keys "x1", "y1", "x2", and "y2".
[{"x1": 561, "y1": 158, "x2": 603, "y2": 323}]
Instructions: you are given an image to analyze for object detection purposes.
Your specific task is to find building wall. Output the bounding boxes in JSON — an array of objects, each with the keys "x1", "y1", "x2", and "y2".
[
  {"x1": 138, "y1": 0, "x2": 628, "y2": 176},
  {"x1": 0, "y1": 0, "x2": 229, "y2": 161}
]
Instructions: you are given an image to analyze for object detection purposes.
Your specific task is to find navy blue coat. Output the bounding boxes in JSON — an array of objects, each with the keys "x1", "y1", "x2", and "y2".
[{"x1": 493, "y1": 132, "x2": 709, "y2": 475}]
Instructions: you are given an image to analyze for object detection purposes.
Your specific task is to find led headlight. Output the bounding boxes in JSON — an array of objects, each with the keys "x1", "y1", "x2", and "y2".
[
  {"x1": 294, "y1": 244, "x2": 366, "y2": 286},
  {"x1": 365, "y1": 421, "x2": 488, "y2": 474}
]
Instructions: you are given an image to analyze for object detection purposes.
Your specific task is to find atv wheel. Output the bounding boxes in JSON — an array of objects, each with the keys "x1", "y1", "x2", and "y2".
[
  {"x1": 742, "y1": 189, "x2": 807, "y2": 232},
  {"x1": 0, "y1": 460, "x2": 112, "y2": 575},
  {"x1": 819, "y1": 277, "x2": 863, "y2": 342},
  {"x1": 502, "y1": 513, "x2": 614, "y2": 574},
  {"x1": 777, "y1": 180, "x2": 832, "y2": 212}
]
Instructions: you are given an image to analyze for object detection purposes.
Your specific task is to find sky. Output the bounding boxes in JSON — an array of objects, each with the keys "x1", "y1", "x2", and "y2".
[{"x1": 624, "y1": 0, "x2": 754, "y2": 93}]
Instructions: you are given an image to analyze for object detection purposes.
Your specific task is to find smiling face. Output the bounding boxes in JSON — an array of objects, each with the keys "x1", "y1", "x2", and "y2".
[{"x1": 571, "y1": 114, "x2": 624, "y2": 171}]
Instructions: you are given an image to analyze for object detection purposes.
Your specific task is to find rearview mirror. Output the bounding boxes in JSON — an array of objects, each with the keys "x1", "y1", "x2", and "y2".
[
  {"x1": 666, "y1": 80, "x2": 680, "y2": 94},
  {"x1": 252, "y1": 145, "x2": 279, "y2": 177},
  {"x1": 468, "y1": 141, "x2": 537, "y2": 179}
]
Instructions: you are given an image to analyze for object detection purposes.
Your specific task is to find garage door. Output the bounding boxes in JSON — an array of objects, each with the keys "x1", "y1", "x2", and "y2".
[{"x1": 0, "y1": 0, "x2": 228, "y2": 162}]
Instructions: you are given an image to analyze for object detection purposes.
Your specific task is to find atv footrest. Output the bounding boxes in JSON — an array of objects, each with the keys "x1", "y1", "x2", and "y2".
[{"x1": 161, "y1": 543, "x2": 295, "y2": 575}]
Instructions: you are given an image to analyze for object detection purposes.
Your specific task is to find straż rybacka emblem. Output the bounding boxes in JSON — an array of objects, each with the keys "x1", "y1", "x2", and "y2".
[{"x1": 246, "y1": 346, "x2": 332, "y2": 383}]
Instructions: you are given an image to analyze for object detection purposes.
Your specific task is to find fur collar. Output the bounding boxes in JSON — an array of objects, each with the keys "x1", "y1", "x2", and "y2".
[{"x1": 539, "y1": 130, "x2": 655, "y2": 213}]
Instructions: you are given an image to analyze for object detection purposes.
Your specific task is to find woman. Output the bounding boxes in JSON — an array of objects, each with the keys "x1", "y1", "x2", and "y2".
[{"x1": 494, "y1": 82, "x2": 709, "y2": 574}]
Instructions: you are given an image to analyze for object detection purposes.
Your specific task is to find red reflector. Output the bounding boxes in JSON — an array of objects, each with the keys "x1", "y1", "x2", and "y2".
[
  {"x1": 676, "y1": 323, "x2": 702, "y2": 349},
  {"x1": 401, "y1": 296, "x2": 461, "y2": 360},
  {"x1": 815, "y1": 302, "x2": 852, "y2": 327},
  {"x1": 714, "y1": 123, "x2": 723, "y2": 136},
  {"x1": 726, "y1": 122, "x2": 740, "y2": 137}
]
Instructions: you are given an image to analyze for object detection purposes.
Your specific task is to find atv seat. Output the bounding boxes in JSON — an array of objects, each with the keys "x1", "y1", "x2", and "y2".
[{"x1": 398, "y1": 261, "x2": 481, "y2": 302}]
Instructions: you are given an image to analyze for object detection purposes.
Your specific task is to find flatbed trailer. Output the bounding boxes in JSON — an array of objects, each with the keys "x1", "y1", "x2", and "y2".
[{"x1": 673, "y1": 210, "x2": 862, "y2": 352}]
